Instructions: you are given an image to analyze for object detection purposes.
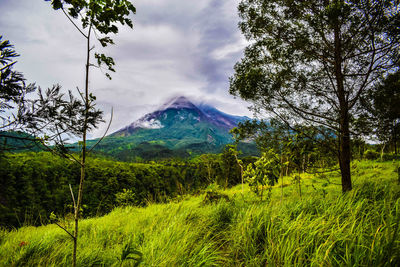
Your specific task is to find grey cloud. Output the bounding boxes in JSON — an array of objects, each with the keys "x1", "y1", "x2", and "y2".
[{"x1": 0, "y1": 0, "x2": 252, "y2": 138}]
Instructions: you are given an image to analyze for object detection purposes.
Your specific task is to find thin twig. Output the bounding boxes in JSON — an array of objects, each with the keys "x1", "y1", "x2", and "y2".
[{"x1": 75, "y1": 87, "x2": 86, "y2": 103}]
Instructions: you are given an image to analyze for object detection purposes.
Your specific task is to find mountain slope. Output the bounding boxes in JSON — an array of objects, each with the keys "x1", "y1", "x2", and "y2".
[
  {"x1": 89, "y1": 96, "x2": 254, "y2": 160},
  {"x1": 112, "y1": 96, "x2": 247, "y2": 138}
]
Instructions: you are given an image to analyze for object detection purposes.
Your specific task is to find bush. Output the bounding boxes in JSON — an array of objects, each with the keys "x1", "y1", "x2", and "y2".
[
  {"x1": 115, "y1": 189, "x2": 138, "y2": 207},
  {"x1": 381, "y1": 153, "x2": 400, "y2": 161},
  {"x1": 363, "y1": 149, "x2": 379, "y2": 160},
  {"x1": 203, "y1": 183, "x2": 229, "y2": 204}
]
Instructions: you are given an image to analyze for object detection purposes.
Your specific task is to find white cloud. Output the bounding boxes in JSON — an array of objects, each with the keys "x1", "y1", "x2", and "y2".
[{"x1": 212, "y1": 35, "x2": 248, "y2": 60}]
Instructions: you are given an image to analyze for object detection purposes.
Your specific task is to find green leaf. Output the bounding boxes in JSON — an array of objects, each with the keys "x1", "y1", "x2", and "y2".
[{"x1": 51, "y1": 0, "x2": 63, "y2": 10}]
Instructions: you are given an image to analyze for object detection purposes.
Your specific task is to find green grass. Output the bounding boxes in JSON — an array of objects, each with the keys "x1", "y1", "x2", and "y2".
[{"x1": 1, "y1": 160, "x2": 400, "y2": 266}]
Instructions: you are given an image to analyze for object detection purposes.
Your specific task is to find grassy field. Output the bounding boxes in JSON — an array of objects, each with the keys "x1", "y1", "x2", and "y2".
[{"x1": 1, "y1": 160, "x2": 399, "y2": 266}]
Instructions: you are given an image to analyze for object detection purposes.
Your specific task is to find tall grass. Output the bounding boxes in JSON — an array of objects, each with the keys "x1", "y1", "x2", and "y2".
[{"x1": 0, "y1": 160, "x2": 399, "y2": 266}]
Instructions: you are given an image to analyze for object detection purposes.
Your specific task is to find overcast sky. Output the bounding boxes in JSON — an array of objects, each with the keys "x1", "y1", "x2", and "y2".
[{"x1": 0, "y1": 0, "x2": 253, "y2": 138}]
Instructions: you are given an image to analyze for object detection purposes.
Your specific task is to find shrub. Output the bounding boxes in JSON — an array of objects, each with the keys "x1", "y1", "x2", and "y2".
[
  {"x1": 382, "y1": 153, "x2": 400, "y2": 161},
  {"x1": 203, "y1": 183, "x2": 229, "y2": 204},
  {"x1": 243, "y1": 149, "x2": 281, "y2": 200},
  {"x1": 363, "y1": 149, "x2": 379, "y2": 160},
  {"x1": 115, "y1": 189, "x2": 138, "y2": 207}
]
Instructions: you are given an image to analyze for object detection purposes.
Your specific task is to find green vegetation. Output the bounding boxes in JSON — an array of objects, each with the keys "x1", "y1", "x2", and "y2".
[
  {"x1": 1, "y1": 1, "x2": 399, "y2": 266},
  {"x1": 0, "y1": 36, "x2": 36, "y2": 134},
  {"x1": 0, "y1": 151, "x2": 249, "y2": 229},
  {"x1": 0, "y1": 160, "x2": 399, "y2": 266},
  {"x1": 230, "y1": 0, "x2": 400, "y2": 192},
  {"x1": 45, "y1": 1, "x2": 136, "y2": 265}
]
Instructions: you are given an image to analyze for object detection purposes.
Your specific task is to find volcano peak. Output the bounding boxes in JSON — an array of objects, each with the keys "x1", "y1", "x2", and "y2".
[{"x1": 159, "y1": 95, "x2": 197, "y2": 111}]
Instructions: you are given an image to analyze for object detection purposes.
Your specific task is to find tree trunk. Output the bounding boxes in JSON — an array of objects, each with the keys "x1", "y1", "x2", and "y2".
[
  {"x1": 339, "y1": 116, "x2": 352, "y2": 192},
  {"x1": 334, "y1": 4, "x2": 352, "y2": 193},
  {"x1": 72, "y1": 24, "x2": 92, "y2": 267},
  {"x1": 380, "y1": 143, "x2": 386, "y2": 161},
  {"x1": 280, "y1": 155, "x2": 284, "y2": 203},
  {"x1": 393, "y1": 121, "x2": 397, "y2": 154},
  {"x1": 234, "y1": 154, "x2": 244, "y2": 193}
]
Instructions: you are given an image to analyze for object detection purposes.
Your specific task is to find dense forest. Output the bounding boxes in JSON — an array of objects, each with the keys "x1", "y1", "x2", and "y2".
[
  {"x1": 0, "y1": 150, "x2": 248, "y2": 228},
  {"x1": 1, "y1": 139, "x2": 397, "y2": 229}
]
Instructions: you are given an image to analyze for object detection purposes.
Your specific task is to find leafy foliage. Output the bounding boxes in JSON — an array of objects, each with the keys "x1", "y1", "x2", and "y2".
[
  {"x1": 243, "y1": 149, "x2": 281, "y2": 200},
  {"x1": 220, "y1": 144, "x2": 242, "y2": 188},
  {"x1": 360, "y1": 70, "x2": 400, "y2": 153},
  {"x1": 115, "y1": 189, "x2": 138, "y2": 207},
  {"x1": 363, "y1": 149, "x2": 379, "y2": 160},
  {"x1": 46, "y1": 0, "x2": 135, "y2": 79},
  {"x1": 0, "y1": 36, "x2": 36, "y2": 131},
  {"x1": 119, "y1": 242, "x2": 143, "y2": 267},
  {"x1": 230, "y1": 0, "x2": 400, "y2": 192}
]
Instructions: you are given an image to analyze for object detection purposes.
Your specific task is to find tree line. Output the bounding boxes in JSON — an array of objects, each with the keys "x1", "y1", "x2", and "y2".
[{"x1": 0, "y1": 149, "x2": 246, "y2": 229}]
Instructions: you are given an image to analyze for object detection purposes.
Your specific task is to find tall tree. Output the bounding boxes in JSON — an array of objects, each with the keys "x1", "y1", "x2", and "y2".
[
  {"x1": 46, "y1": 1, "x2": 136, "y2": 266},
  {"x1": 362, "y1": 70, "x2": 400, "y2": 153},
  {"x1": 230, "y1": 0, "x2": 399, "y2": 192}
]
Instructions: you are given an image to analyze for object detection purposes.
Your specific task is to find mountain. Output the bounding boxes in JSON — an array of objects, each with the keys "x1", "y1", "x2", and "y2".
[
  {"x1": 89, "y1": 96, "x2": 257, "y2": 160},
  {"x1": 112, "y1": 96, "x2": 246, "y2": 137}
]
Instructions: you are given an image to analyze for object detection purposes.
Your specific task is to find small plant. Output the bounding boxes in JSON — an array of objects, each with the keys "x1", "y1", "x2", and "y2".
[
  {"x1": 243, "y1": 149, "x2": 281, "y2": 201},
  {"x1": 292, "y1": 174, "x2": 302, "y2": 198},
  {"x1": 115, "y1": 189, "x2": 138, "y2": 207},
  {"x1": 118, "y1": 242, "x2": 143, "y2": 267}
]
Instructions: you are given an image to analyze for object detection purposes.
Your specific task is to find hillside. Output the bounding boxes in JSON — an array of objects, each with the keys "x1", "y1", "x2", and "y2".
[
  {"x1": 0, "y1": 131, "x2": 44, "y2": 152},
  {"x1": 1, "y1": 160, "x2": 399, "y2": 266},
  {"x1": 88, "y1": 96, "x2": 257, "y2": 160}
]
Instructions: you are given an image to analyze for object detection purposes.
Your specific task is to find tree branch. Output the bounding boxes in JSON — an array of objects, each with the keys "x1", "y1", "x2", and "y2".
[
  {"x1": 88, "y1": 107, "x2": 113, "y2": 153},
  {"x1": 61, "y1": 7, "x2": 88, "y2": 39},
  {"x1": 69, "y1": 184, "x2": 76, "y2": 213},
  {"x1": 54, "y1": 221, "x2": 75, "y2": 240}
]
